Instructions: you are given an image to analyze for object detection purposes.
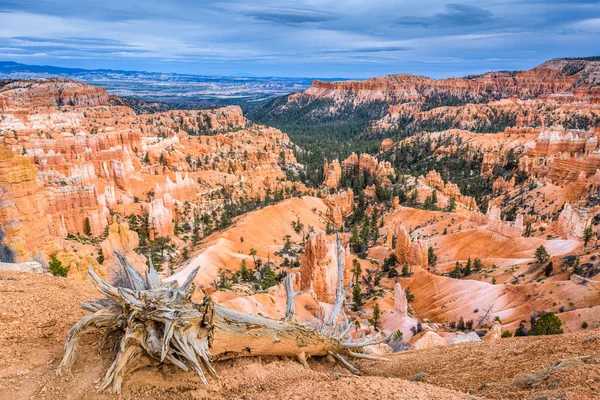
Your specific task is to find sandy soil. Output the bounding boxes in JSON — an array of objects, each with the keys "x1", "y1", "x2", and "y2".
[
  {"x1": 1, "y1": 271, "x2": 598, "y2": 400},
  {"x1": 0, "y1": 271, "x2": 473, "y2": 400}
]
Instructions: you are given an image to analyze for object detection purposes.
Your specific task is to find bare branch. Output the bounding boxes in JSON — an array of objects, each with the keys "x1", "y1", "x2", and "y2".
[
  {"x1": 328, "y1": 351, "x2": 362, "y2": 375},
  {"x1": 348, "y1": 351, "x2": 390, "y2": 362},
  {"x1": 323, "y1": 232, "x2": 347, "y2": 334}
]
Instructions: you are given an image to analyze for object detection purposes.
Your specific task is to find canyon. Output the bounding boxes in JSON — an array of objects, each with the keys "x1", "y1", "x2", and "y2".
[{"x1": 1, "y1": 58, "x2": 600, "y2": 399}]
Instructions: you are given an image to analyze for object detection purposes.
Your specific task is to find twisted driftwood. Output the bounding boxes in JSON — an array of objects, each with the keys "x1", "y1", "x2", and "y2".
[{"x1": 57, "y1": 238, "x2": 389, "y2": 393}]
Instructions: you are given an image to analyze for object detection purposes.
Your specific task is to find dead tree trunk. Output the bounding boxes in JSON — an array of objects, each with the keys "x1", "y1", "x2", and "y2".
[{"x1": 57, "y1": 249, "x2": 388, "y2": 394}]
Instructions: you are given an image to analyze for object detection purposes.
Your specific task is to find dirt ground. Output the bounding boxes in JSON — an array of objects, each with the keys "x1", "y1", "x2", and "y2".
[{"x1": 1, "y1": 271, "x2": 599, "y2": 400}]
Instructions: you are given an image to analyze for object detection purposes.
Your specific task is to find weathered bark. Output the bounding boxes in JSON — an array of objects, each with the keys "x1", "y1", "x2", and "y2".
[{"x1": 57, "y1": 249, "x2": 384, "y2": 393}]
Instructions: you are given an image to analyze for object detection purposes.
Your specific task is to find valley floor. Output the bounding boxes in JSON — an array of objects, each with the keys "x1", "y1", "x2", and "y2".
[{"x1": 1, "y1": 271, "x2": 599, "y2": 400}]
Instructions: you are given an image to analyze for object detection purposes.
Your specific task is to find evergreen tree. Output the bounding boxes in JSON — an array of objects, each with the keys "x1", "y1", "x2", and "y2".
[
  {"x1": 351, "y1": 284, "x2": 363, "y2": 311},
  {"x1": 239, "y1": 259, "x2": 250, "y2": 281},
  {"x1": 447, "y1": 197, "x2": 456, "y2": 212},
  {"x1": 583, "y1": 226, "x2": 594, "y2": 247},
  {"x1": 83, "y1": 217, "x2": 92, "y2": 237},
  {"x1": 514, "y1": 320, "x2": 529, "y2": 337},
  {"x1": 427, "y1": 246, "x2": 437, "y2": 267},
  {"x1": 48, "y1": 255, "x2": 68, "y2": 277},
  {"x1": 450, "y1": 261, "x2": 462, "y2": 278},
  {"x1": 401, "y1": 263, "x2": 410, "y2": 277},
  {"x1": 369, "y1": 303, "x2": 381, "y2": 330},
  {"x1": 530, "y1": 312, "x2": 563, "y2": 336},
  {"x1": 261, "y1": 266, "x2": 277, "y2": 289},
  {"x1": 534, "y1": 245, "x2": 550, "y2": 263},
  {"x1": 543, "y1": 262, "x2": 553, "y2": 277},
  {"x1": 464, "y1": 258, "x2": 472, "y2": 276},
  {"x1": 351, "y1": 258, "x2": 362, "y2": 283},
  {"x1": 96, "y1": 249, "x2": 104, "y2": 265}
]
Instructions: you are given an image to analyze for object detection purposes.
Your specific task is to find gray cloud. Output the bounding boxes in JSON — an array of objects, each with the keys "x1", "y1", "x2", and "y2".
[
  {"x1": 396, "y1": 4, "x2": 495, "y2": 28},
  {"x1": 0, "y1": 0, "x2": 598, "y2": 78},
  {"x1": 241, "y1": 6, "x2": 336, "y2": 25}
]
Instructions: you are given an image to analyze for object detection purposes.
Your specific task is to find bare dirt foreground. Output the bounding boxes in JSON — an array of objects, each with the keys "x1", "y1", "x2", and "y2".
[{"x1": 1, "y1": 272, "x2": 599, "y2": 400}]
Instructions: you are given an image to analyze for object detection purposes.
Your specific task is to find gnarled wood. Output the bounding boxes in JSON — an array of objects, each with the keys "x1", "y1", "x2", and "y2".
[{"x1": 57, "y1": 250, "x2": 386, "y2": 393}]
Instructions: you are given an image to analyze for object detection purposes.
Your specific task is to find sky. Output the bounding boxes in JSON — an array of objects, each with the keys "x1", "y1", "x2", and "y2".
[{"x1": 0, "y1": 0, "x2": 599, "y2": 79}]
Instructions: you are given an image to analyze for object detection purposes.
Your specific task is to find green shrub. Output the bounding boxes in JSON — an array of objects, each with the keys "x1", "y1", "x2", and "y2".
[
  {"x1": 48, "y1": 255, "x2": 69, "y2": 277},
  {"x1": 530, "y1": 312, "x2": 563, "y2": 336},
  {"x1": 501, "y1": 331, "x2": 513, "y2": 338}
]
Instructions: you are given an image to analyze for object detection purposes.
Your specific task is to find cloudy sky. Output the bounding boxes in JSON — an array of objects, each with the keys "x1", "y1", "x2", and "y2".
[{"x1": 0, "y1": 0, "x2": 598, "y2": 78}]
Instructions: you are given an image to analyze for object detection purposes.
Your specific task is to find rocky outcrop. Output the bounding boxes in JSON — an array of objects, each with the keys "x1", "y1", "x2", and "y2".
[
  {"x1": 394, "y1": 282, "x2": 408, "y2": 318},
  {"x1": 394, "y1": 225, "x2": 428, "y2": 267},
  {"x1": 380, "y1": 138, "x2": 394, "y2": 153},
  {"x1": 483, "y1": 320, "x2": 502, "y2": 341},
  {"x1": 299, "y1": 232, "x2": 351, "y2": 303},
  {"x1": 147, "y1": 198, "x2": 174, "y2": 238},
  {"x1": 0, "y1": 146, "x2": 51, "y2": 261},
  {"x1": 481, "y1": 152, "x2": 504, "y2": 177},
  {"x1": 341, "y1": 153, "x2": 394, "y2": 185},
  {"x1": 0, "y1": 79, "x2": 110, "y2": 109},
  {"x1": 100, "y1": 217, "x2": 146, "y2": 277},
  {"x1": 422, "y1": 170, "x2": 478, "y2": 210},
  {"x1": 444, "y1": 331, "x2": 481, "y2": 345},
  {"x1": 492, "y1": 176, "x2": 515, "y2": 194},
  {"x1": 556, "y1": 203, "x2": 592, "y2": 239},
  {"x1": 323, "y1": 189, "x2": 354, "y2": 227},
  {"x1": 471, "y1": 205, "x2": 523, "y2": 238},
  {"x1": 528, "y1": 127, "x2": 598, "y2": 157},
  {"x1": 411, "y1": 330, "x2": 447, "y2": 350},
  {"x1": 323, "y1": 159, "x2": 342, "y2": 189},
  {"x1": 0, "y1": 261, "x2": 43, "y2": 273}
]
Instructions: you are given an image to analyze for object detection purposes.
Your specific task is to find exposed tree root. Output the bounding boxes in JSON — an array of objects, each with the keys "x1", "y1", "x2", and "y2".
[{"x1": 57, "y1": 242, "x2": 386, "y2": 393}]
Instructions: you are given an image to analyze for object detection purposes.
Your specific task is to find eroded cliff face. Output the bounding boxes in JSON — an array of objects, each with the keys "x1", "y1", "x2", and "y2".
[
  {"x1": 0, "y1": 79, "x2": 308, "y2": 268},
  {"x1": 308, "y1": 59, "x2": 600, "y2": 105},
  {"x1": 299, "y1": 232, "x2": 351, "y2": 303},
  {"x1": 394, "y1": 225, "x2": 428, "y2": 267}
]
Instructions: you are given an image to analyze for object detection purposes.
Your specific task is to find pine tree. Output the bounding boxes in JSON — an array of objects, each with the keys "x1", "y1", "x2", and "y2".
[
  {"x1": 83, "y1": 217, "x2": 92, "y2": 237},
  {"x1": 239, "y1": 259, "x2": 250, "y2": 281},
  {"x1": 464, "y1": 258, "x2": 472, "y2": 276},
  {"x1": 261, "y1": 266, "x2": 277, "y2": 289},
  {"x1": 583, "y1": 226, "x2": 594, "y2": 247},
  {"x1": 402, "y1": 263, "x2": 410, "y2": 277},
  {"x1": 530, "y1": 312, "x2": 563, "y2": 336},
  {"x1": 351, "y1": 284, "x2": 363, "y2": 311},
  {"x1": 351, "y1": 258, "x2": 362, "y2": 283},
  {"x1": 48, "y1": 255, "x2": 68, "y2": 277},
  {"x1": 534, "y1": 245, "x2": 550, "y2": 263},
  {"x1": 427, "y1": 246, "x2": 437, "y2": 267},
  {"x1": 369, "y1": 303, "x2": 381, "y2": 330}
]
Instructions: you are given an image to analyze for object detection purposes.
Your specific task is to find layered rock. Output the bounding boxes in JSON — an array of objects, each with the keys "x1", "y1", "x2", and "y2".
[
  {"x1": 492, "y1": 176, "x2": 515, "y2": 194},
  {"x1": 556, "y1": 203, "x2": 593, "y2": 239},
  {"x1": 341, "y1": 153, "x2": 394, "y2": 185},
  {"x1": 323, "y1": 189, "x2": 354, "y2": 227},
  {"x1": 100, "y1": 217, "x2": 146, "y2": 277},
  {"x1": 147, "y1": 198, "x2": 174, "y2": 239},
  {"x1": 471, "y1": 205, "x2": 523, "y2": 238},
  {"x1": 323, "y1": 159, "x2": 342, "y2": 189},
  {"x1": 394, "y1": 225, "x2": 428, "y2": 267},
  {"x1": 411, "y1": 330, "x2": 447, "y2": 350},
  {"x1": 528, "y1": 127, "x2": 598, "y2": 157},
  {"x1": 299, "y1": 232, "x2": 351, "y2": 303},
  {"x1": 0, "y1": 79, "x2": 109, "y2": 109},
  {"x1": 394, "y1": 282, "x2": 408, "y2": 318},
  {"x1": 0, "y1": 146, "x2": 51, "y2": 261},
  {"x1": 483, "y1": 320, "x2": 502, "y2": 341},
  {"x1": 422, "y1": 170, "x2": 478, "y2": 210}
]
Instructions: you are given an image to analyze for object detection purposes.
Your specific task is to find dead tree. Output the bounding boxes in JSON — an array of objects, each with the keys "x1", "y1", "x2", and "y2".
[{"x1": 57, "y1": 246, "x2": 389, "y2": 394}]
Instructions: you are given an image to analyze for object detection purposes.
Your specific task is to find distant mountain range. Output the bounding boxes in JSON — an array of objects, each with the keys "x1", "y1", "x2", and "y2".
[{"x1": 0, "y1": 61, "x2": 335, "y2": 108}]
